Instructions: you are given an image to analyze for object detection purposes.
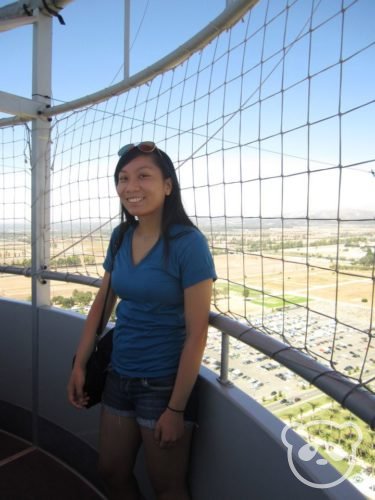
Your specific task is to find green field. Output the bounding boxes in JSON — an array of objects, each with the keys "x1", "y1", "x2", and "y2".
[{"x1": 214, "y1": 282, "x2": 307, "y2": 308}]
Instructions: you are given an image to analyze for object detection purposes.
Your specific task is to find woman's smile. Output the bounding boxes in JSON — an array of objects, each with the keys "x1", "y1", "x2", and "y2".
[{"x1": 127, "y1": 196, "x2": 144, "y2": 203}]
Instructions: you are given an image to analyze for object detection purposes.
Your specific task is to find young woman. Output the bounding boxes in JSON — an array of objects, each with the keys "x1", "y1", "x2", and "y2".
[{"x1": 67, "y1": 142, "x2": 216, "y2": 500}]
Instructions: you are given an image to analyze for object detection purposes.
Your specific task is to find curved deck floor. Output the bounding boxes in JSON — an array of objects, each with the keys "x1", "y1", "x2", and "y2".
[{"x1": 0, "y1": 430, "x2": 103, "y2": 500}]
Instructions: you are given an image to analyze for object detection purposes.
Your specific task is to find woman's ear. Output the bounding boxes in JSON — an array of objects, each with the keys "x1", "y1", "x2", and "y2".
[{"x1": 165, "y1": 178, "x2": 172, "y2": 196}]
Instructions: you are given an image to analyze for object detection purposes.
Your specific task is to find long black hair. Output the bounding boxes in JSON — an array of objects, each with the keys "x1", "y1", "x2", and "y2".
[{"x1": 114, "y1": 146, "x2": 196, "y2": 243}]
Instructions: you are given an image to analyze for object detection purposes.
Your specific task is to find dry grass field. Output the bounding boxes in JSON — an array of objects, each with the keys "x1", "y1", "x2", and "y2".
[
  {"x1": 1, "y1": 253, "x2": 372, "y2": 306},
  {"x1": 1, "y1": 224, "x2": 373, "y2": 336}
]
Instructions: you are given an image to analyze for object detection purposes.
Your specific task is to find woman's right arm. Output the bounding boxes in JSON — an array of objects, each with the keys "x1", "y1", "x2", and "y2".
[{"x1": 67, "y1": 271, "x2": 116, "y2": 408}]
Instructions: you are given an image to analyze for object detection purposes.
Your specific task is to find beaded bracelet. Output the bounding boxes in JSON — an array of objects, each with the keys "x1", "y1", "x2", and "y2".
[{"x1": 167, "y1": 405, "x2": 185, "y2": 414}]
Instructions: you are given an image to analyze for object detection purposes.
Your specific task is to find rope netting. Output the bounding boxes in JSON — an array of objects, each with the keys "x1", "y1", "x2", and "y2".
[
  {"x1": 0, "y1": 125, "x2": 32, "y2": 298},
  {"x1": 0, "y1": 0, "x2": 374, "y2": 393}
]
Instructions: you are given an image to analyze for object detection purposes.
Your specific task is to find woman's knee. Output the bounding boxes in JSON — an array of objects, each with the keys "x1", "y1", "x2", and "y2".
[
  {"x1": 98, "y1": 456, "x2": 139, "y2": 498},
  {"x1": 153, "y1": 485, "x2": 190, "y2": 500},
  {"x1": 97, "y1": 454, "x2": 116, "y2": 482}
]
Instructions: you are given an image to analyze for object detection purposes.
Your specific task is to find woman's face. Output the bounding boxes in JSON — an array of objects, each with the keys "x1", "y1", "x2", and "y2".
[{"x1": 116, "y1": 155, "x2": 172, "y2": 219}]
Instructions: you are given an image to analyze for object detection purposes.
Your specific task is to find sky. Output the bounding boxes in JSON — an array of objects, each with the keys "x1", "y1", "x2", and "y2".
[
  {"x1": 0, "y1": 0, "x2": 225, "y2": 102},
  {"x1": 0, "y1": 0, "x2": 374, "y2": 220}
]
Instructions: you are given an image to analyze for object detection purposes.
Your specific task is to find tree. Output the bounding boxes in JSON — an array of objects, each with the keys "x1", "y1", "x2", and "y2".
[
  {"x1": 358, "y1": 248, "x2": 374, "y2": 268},
  {"x1": 299, "y1": 407, "x2": 304, "y2": 423},
  {"x1": 72, "y1": 289, "x2": 93, "y2": 306},
  {"x1": 286, "y1": 413, "x2": 294, "y2": 425},
  {"x1": 59, "y1": 297, "x2": 75, "y2": 308},
  {"x1": 84, "y1": 255, "x2": 96, "y2": 265},
  {"x1": 308, "y1": 401, "x2": 317, "y2": 415}
]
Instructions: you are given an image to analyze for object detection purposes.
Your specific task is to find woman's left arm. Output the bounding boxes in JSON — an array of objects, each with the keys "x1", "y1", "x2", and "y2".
[
  {"x1": 154, "y1": 278, "x2": 213, "y2": 446},
  {"x1": 169, "y1": 278, "x2": 213, "y2": 410}
]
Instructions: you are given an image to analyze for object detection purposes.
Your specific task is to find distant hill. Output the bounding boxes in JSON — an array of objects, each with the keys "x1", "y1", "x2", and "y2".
[
  {"x1": 194, "y1": 210, "x2": 374, "y2": 231},
  {"x1": 2, "y1": 209, "x2": 373, "y2": 236}
]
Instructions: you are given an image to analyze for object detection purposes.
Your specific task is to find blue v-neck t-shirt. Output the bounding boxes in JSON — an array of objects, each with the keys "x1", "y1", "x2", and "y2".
[{"x1": 103, "y1": 224, "x2": 217, "y2": 377}]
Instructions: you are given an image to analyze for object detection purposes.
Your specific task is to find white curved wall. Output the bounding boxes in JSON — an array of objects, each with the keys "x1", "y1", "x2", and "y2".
[{"x1": 0, "y1": 299, "x2": 363, "y2": 500}]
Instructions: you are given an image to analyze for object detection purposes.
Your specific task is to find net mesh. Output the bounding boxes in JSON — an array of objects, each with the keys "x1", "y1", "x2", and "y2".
[{"x1": 1, "y1": 0, "x2": 374, "y2": 391}]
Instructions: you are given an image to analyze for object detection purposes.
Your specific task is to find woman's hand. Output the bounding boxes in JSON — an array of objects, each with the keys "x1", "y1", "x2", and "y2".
[
  {"x1": 67, "y1": 365, "x2": 89, "y2": 409},
  {"x1": 154, "y1": 408, "x2": 185, "y2": 448},
  {"x1": 67, "y1": 272, "x2": 115, "y2": 409}
]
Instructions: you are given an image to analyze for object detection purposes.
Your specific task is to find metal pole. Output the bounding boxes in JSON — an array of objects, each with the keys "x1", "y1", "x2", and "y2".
[
  {"x1": 218, "y1": 332, "x2": 232, "y2": 386},
  {"x1": 31, "y1": 8, "x2": 52, "y2": 445},
  {"x1": 124, "y1": 0, "x2": 130, "y2": 79}
]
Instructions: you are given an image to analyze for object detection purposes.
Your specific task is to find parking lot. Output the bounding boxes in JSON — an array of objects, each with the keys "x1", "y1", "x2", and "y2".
[{"x1": 203, "y1": 308, "x2": 375, "y2": 404}]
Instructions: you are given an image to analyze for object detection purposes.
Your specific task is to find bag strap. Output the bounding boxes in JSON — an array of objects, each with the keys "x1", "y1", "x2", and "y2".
[{"x1": 96, "y1": 222, "x2": 128, "y2": 336}]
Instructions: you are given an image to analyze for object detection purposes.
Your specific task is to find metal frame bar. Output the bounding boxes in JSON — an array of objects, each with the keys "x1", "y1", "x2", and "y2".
[
  {"x1": 0, "y1": 0, "x2": 258, "y2": 127},
  {"x1": 124, "y1": 0, "x2": 130, "y2": 80},
  {"x1": 30, "y1": 8, "x2": 53, "y2": 446},
  {"x1": 0, "y1": 0, "x2": 73, "y2": 32},
  {"x1": 0, "y1": 91, "x2": 41, "y2": 118}
]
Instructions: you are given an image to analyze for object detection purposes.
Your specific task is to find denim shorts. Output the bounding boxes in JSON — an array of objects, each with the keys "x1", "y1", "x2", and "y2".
[{"x1": 102, "y1": 368, "x2": 199, "y2": 429}]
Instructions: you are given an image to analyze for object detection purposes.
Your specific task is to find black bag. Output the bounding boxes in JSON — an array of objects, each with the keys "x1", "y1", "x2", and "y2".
[
  {"x1": 81, "y1": 327, "x2": 114, "y2": 408},
  {"x1": 72, "y1": 223, "x2": 127, "y2": 408}
]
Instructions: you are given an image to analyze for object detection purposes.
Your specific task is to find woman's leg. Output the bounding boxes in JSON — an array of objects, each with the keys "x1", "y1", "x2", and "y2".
[
  {"x1": 140, "y1": 425, "x2": 194, "y2": 500},
  {"x1": 98, "y1": 407, "x2": 142, "y2": 500}
]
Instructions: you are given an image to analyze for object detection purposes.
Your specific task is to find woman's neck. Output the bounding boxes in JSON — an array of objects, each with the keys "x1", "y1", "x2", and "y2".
[{"x1": 135, "y1": 216, "x2": 162, "y2": 239}]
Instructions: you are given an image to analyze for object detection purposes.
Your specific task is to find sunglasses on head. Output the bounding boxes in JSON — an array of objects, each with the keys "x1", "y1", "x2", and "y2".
[{"x1": 118, "y1": 141, "x2": 158, "y2": 157}]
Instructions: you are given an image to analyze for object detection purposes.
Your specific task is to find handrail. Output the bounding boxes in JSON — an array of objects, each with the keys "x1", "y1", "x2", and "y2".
[
  {"x1": 209, "y1": 312, "x2": 375, "y2": 430},
  {"x1": 1, "y1": 265, "x2": 374, "y2": 429}
]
